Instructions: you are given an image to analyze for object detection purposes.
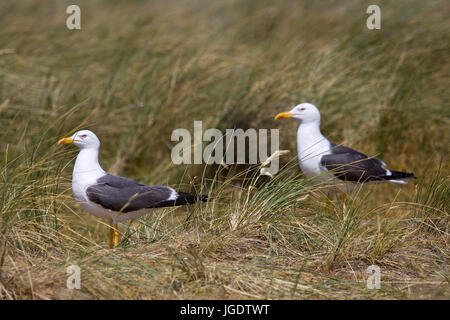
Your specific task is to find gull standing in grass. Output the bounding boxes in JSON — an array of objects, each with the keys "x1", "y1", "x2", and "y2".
[
  {"x1": 275, "y1": 103, "x2": 415, "y2": 191},
  {"x1": 58, "y1": 130, "x2": 207, "y2": 248}
]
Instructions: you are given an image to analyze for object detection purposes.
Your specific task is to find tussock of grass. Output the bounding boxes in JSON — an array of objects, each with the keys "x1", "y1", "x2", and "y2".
[{"x1": 0, "y1": 0, "x2": 448, "y2": 299}]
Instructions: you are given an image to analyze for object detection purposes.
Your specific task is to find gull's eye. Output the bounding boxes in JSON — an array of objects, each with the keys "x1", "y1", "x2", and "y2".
[
  {"x1": 81, "y1": 134, "x2": 87, "y2": 139},
  {"x1": 300, "y1": 108, "x2": 306, "y2": 111}
]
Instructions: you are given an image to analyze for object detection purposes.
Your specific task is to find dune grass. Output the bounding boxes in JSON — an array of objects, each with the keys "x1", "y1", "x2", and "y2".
[{"x1": 0, "y1": 0, "x2": 448, "y2": 299}]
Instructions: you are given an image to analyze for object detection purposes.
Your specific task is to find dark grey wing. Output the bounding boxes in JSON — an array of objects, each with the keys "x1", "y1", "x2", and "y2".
[
  {"x1": 320, "y1": 144, "x2": 388, "y2": 182},
  {"x1": 86, "y1": 174, "x2": 179, "y2": 212}
]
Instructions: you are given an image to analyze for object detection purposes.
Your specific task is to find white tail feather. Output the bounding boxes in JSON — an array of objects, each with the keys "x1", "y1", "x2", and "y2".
[{"x1": 389, "y1": 179, "x2": 407, "y2": 184}]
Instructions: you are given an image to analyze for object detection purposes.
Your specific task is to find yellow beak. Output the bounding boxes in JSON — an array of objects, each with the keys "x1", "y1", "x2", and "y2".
[
  {"x1": 275, "y1": 112, "x2": 293, "y2": 120},
  {"x1": 58, "y1": 137, "x2": 74, "y2": 145}
]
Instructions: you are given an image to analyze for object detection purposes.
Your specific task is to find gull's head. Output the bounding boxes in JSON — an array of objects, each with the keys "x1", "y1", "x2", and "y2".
[
  {"x1": 58, "y1": 130, "x2": 100, "y2": 150},
  {"x1": 275, "y1": 103, "x2": 321, "y2": 124}
]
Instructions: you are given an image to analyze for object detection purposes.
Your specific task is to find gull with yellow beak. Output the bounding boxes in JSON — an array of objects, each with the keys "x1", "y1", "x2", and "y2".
[
  {"x1": 58, "y1": 130, "x2": 207, "y2": 248},
  {"x1": 275, "y1": 103, "x2": 415, "y2": 190}
]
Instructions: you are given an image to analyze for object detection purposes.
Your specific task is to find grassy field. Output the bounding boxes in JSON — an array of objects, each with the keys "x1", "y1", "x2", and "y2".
[{"x1": 0, "y1": 0, "x2": 448, "y2": 299}]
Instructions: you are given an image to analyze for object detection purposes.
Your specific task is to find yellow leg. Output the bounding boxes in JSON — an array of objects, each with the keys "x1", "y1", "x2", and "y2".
[
  {"x1": 113, "y1": 224, "x2": 119, "y2": 248},
  {"x1": 109, "y1": 226, "x2": 114, "y2": 249}
]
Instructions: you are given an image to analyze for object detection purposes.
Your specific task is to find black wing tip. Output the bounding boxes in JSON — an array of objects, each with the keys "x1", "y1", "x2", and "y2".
[
  {"x1": 175, "y1": 192, "x2": 209, "y2": 205},
  {"x1": 388, "y1": 170, "x2": 416, "y2": 180}
]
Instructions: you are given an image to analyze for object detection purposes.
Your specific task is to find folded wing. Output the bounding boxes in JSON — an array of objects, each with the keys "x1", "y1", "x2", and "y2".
[
  {"x1": 320, "y1": 145, "x2": 388, "y2": 182},
  {"x1": 86, "y1": 174, "x2": 183, "y2": 212}
]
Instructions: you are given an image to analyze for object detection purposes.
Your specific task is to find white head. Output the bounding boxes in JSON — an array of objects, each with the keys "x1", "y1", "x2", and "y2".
[
  {"x1": 58, "y1": 130, "x2": 100, "y2": 150},
  {"x1": 275, "y1": 102, "x2": 321, "y2": 124}
]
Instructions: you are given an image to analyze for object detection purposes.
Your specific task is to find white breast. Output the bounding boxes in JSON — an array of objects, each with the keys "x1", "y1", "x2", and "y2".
[
  {"x1": 296, "y1": 123, "x2": 332, "y2": 178},
  {"x1": 72, "y1": 174, "x2": 114, "y2": 221},
  {"x1": 71, "y1": 148, "x2": 113, "y2": 220}
]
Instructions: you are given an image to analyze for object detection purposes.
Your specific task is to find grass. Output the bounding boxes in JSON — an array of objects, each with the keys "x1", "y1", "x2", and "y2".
[{"x1": 0, "y1": 0, "x2": 448, "y2": 299}]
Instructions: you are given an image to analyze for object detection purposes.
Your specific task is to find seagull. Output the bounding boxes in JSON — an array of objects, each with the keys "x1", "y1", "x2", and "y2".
[
  {"x1": 58, "y1": 130, "x2": 207, "y2": 248},
  {"x1": 275, "y1": 103, "x2": 415, "y2": 191}
]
